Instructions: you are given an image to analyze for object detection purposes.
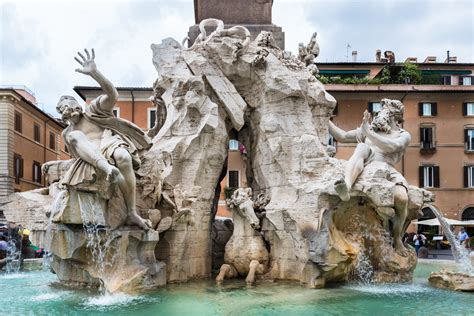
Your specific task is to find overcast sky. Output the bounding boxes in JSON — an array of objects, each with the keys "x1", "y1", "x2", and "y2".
[{"x1": 1, "y1": 0, "x2": 473, "y2": 116}]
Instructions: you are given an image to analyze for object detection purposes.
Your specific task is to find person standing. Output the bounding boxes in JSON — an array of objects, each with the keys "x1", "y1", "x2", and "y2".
[
  {"x1": 458, "y1": 228, "x2": 469, "y2": 248},
  {"x1": 413, "y1": 232, "x2": 427, "y2": 255}
]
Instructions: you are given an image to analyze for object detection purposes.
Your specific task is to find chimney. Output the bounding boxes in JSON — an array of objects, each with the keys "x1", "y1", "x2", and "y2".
[
  {"x1": 375, "y1": 49, "x2": 382, "y2": 62},
  {"x1": 445, "y1": 56, "x2": 457, "y2": 63},
  {"x1": 352, "y1": 50, "x2": 357, "y2": 62},
  {"x1": 424, "y1": 56, "x2": 437, "y2": 63}
]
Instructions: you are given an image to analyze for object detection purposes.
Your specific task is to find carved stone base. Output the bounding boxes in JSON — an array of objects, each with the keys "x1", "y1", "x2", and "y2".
[{"x1": 50, "y1": 224, "x2": 166, "y2": 293}]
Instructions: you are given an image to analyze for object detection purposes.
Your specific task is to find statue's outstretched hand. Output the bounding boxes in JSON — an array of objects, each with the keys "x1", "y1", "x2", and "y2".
[
  {"x1": 74, "y1": 48, "x2": 96, "y2": 75},
  {"x1": 361, "y1": 110, "x2": 372, "y2": 136}
]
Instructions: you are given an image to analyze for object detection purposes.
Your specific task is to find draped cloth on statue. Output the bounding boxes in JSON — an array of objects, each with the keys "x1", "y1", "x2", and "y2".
[{"x1": 61, "y1": 98, "x2": 152, "y2": 189}]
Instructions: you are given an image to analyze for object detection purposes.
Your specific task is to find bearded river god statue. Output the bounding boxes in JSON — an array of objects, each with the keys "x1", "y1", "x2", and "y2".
[{"x1": 0, "y1": 20, "x2": 433, "y2": 293}]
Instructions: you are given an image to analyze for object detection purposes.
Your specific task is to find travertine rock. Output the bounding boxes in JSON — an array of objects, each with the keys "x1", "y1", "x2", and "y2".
[
  {"x1": 429, "y1": 270, "x2": 474, "y2": 291},
  {"x1": 50, "y1": 225, "x2": 166, "y2": 293}
]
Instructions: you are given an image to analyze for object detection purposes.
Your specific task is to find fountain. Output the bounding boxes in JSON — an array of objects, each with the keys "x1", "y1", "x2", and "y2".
[
  {"x1": 427, "y1": 207, "x2": 474, "y2": 291},
  {"x1": 1, "y1": 20, "x2": 436, "y2": 296}
]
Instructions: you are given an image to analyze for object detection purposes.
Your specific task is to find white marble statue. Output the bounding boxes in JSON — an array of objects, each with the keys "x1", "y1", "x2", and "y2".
[
  {"x1": 328, "y1": 99, "x2": 411, "y2": 251},
  {"x1": 298, "y1": 32, "x2": 320, "y2": 66},
  {"x1": 56, "y1": 49, "x2": 152, "y2": 230},
  {"x1": 216, "y1": 188, "x2": 269, "y2": 284}
]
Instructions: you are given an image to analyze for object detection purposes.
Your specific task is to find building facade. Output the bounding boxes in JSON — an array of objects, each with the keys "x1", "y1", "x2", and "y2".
[{"x1": 0, "y1": 87, "x2": 69, "y2": 196}]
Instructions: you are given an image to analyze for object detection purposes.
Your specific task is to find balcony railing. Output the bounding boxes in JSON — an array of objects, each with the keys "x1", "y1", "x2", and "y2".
[{"x1": 420, "y1": 141, "x2": 436, "y2": 153}]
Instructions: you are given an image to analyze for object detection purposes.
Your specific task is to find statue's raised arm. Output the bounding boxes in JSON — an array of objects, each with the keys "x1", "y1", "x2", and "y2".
[
  {"x1": 74, "y1": 48, "x2": 119, "y2": 112},
  {"x1": 328, "y1": 120, "x2": 360, "y2": 143}
]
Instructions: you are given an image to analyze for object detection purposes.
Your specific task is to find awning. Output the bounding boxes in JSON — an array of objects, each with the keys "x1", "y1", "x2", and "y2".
[
  {"x1": 319, "y1": 69, "x2": 370, "y2": 75},
  {"x1": 412, "y1": 218, "x2": 474, "y2": 226},
  {"x1": 421, "y1": 70, "x2": 472, "y2": 75}
]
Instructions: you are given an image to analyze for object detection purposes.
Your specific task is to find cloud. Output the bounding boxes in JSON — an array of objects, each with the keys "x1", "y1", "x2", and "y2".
[{"x1": 1, "y1": 0, "x2": 472, "y2": 116}]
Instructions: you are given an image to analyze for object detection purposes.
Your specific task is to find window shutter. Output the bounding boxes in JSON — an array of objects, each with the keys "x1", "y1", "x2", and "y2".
[
  {"x1": 460, "y1": 76, "x2": 464, "y2": 86},
  {"x1": 20, "y1": 157, "x2": 24, "y2": 178},
  {"x1": 419, "y1": 166, "x2": 424, "y2": 187},
  {"x1": 368, "y1": 102, "x2": 373, "y2": 113},
  {"x1": 463, "y1": 103, "x2": 468, "y2": 116},
  {"x1": 333, "y1": 102, "x2": 338, "y2": 115},
  {"x1": 434, "y1": 166, "x2": 440, "y2": 188},
  {"x1": 446, "y1": 76, "x2": 451, "y2": 85},
  {"x1": 428, "y1": 127, "x2": 433, "y2": 143},
  {"x1": 419, "y1": 128, "x2": 424, "y2": 142},
  {"x1": 465, "y1": 129, "x2": 469, "y2": 143},
  {"x1": 464, "y1": 166, "x2": 469, "y2": 188},
  {"x1": 418, "y1": 103, "x2": 423, "y2": 116},
  {"x1": 432, "y1": 103, "x2": 437, "y2": 116}
]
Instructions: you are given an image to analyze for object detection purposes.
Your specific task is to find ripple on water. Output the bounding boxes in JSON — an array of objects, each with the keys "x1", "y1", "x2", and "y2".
[
  {"x1": 0, "y1": 273, "x2": 30, "y2": 280},
  {"x1": 30, "y1": 292, "x2": 68, "y2": 302},
  {"x1": 81, "y1": 293, "x2": 160, "y2": 311},
  {"x1": 344, "y1": 283, "x2": 430, "y2": 296}
]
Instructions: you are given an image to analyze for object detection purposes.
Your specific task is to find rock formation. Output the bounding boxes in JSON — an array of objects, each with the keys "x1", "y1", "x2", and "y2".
[{"x1": 429, "y1": 270, "x2": 474, "y2": 291}]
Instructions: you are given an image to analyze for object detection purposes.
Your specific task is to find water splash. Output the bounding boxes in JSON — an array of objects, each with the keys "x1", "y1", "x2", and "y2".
[
  {"x1": 42, "y1": 189, "x2": 67, "y2": 270},
  {"x1": 78, "y1": 195, "x2": 119, "y2": 294},
  {"x1": 429, "y1": 207, "x2": 473, "y2": 275},
  {"x1": 349, "y1": 246, "x2": 374, "y2": 285},
  {"x1": 5, "y1": 237, "x2": 22, "y2": 273}
]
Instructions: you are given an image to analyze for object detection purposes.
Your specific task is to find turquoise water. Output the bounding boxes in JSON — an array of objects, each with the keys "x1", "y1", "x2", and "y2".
[{"x1": 0, "y1": 261, "x2": 472, "y2": 316}]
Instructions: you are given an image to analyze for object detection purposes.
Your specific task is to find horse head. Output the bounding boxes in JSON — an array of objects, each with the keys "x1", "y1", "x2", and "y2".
[{"x1": 228, "y1": 188, "x2": 260, "y2": 230}]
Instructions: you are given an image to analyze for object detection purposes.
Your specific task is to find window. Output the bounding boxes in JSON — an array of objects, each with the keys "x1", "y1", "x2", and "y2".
[
  {"x1": 460, "y1": 76, "x2": 473, "y2": 86},
  {"x1": 49, "y1": 132, "x2": 56, "y2": 150},
  {"x1": 229, "y1": 139, "x2": 239, "y2": 150},
  {"x1": 14, "y1": 112, "x2": 22, "y2": 133},
  {"x1": 328, "y1": 134, "x2": 335, "y2": 146},
  {"x1": 464, "y1": 166, "x2": 474, "y2": 188},
  {"x1": 148, "y1": 108, "x2": 157, "y2": 129},
  {"x1": 112, "y1": 107, "x2": 120, "y2": 118},
  {"x1": 32, "y1": 161, "x2": 42, "y2": 184},
  {"x1": 33, "y1": 124, "x2": 40, "y2": 142},
  {"x1": 228, "y1": 170, "x2": 240, "y2": 188},
  {"x1": 368, "y1": 102, "x2": 381, "y2": 114},
  {"x1": 420, "y1": 126, "x2": 435, "y2": 152},
  {"x1": 419, "y1": 165, "x2": 440, "y2": 188},
  {"x1": 13, "y1": 153, "x2": 23, "y2": 184},
  {"x1": 463, "y1": 103, "x2": 474, "y2": 116},
  {"x1": 418, "y1": 102, "x2": 437, "y2": 116},
  {"x1": 462, "y1": 207, "x2": 474, "y2": 236},
  {"x1": 440, "y1": 76, "x2": 451, "y2": 85},
  {"x1": 465, "y1": 128, "x2": 474, "y2": 151}
]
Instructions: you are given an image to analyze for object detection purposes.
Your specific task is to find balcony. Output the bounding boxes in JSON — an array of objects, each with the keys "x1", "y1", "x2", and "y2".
[{"x1": 420, "y1": 141, "x2": 436, "y2": 154}]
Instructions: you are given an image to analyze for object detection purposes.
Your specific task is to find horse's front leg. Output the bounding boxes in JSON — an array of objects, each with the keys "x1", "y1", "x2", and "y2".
[
  {"x1": 245, "y1": 260, "x2": 265, "y2": 284},
  {"x1": 216, "y1": 263, "x2": 238, "y2": 283}
]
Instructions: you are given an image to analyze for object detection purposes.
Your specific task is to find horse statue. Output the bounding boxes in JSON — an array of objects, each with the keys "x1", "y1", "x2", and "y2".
[{"x1": 216, "y1": 188, "x2": 269, "y2": 284}]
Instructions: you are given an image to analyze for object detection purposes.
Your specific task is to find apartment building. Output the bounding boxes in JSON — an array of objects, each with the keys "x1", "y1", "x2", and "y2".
[{"x1": 0, "y1": 87, "x2": 69, "y2": 196}]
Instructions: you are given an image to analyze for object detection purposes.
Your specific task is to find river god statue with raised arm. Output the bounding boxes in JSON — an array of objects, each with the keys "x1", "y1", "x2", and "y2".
[
  {"x1": 328, "y1": 99, "x2": 411, "y2": 251},
  {"x1": 56, "y1": 49, "x2": 152, "y2": 230}
]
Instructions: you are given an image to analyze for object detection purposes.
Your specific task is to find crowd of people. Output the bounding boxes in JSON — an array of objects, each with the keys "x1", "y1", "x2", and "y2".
[
  {"x1": 0, "y1": 223, "x2": 45, "y2": 270},
  {"x1": 403, "y1": 227, "x2": 471, "y2": 257}
]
